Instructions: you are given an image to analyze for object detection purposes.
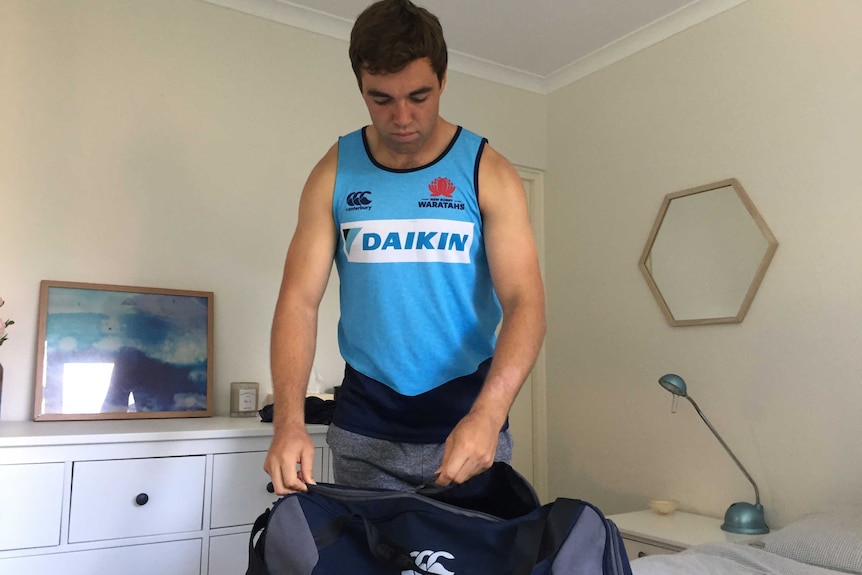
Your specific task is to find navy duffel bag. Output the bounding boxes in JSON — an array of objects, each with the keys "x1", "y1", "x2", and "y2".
[{"x1": 247, "y1": 462, "x2": 632, "y2": 575}]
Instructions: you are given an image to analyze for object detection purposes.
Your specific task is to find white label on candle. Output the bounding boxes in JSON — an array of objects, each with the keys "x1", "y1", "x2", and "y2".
[{"x1": 238, "y1": 389, "x2": 256, "y2": 411}]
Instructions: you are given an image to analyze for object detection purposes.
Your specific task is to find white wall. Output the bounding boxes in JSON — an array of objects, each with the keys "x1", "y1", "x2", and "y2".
[
  {"x1": 545, "y1": 0, "x2": 862, "y2": 528},
  {"x1": 5, "y1": 0, "x2": 859, "y2": 532},
  {"x1": 0, "y1": 0, "x2": 545, "y2": 420}
]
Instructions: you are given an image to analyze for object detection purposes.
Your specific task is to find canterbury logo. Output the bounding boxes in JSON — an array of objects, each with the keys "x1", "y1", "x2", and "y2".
[
  {"x1": 347, "y1": 191, "x2": 372, "y2": 206},
  {"x1": 428, "y1": 177, "x2": 455, "y2": 198},
  {"x1": 401, "y1": 550, "x2": 455, "y2": 575}
]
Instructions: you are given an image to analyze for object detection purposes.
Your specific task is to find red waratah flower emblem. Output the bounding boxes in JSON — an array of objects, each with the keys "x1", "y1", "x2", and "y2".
[{"x1": 428, "y1": 177, "x2": 456, "y2": 198}]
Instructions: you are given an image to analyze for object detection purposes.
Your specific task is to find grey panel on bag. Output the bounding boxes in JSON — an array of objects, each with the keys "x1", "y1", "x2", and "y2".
[
  {"x1": 265, "y1": 498, "x2": 319, "y2": 575},
  {"x1": 552, "y1": 505, "x2": 605, "y2": 573}
]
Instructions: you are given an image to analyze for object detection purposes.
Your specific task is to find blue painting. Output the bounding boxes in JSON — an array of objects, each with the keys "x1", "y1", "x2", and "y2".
[{"x1": 35, "y1": 282, "x2": 213, "y2": 420}]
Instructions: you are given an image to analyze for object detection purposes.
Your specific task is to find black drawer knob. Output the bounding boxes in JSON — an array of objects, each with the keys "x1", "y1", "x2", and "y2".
[
  {"x1": 135, "y1": 493, "x2": 149, "y2": 506},
  {"x1": 638, "y1": 551, "x2": 647, "y2": 558},
  {"x1": 266, "y1": 482, "x2": 275, "y2": 494}
]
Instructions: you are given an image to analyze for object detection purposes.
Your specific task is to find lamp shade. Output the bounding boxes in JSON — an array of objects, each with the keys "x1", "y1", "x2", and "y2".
[{"x1": 658, "y1": 373, "x2": 687, "y2": 396}]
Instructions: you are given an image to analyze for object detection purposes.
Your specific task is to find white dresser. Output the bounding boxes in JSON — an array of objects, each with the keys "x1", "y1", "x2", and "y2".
[
  {"x1": 608, "y1": 510, "x2": 756, "y2": 559},
  {"x1": 0, "y1": 417, "x2": 330, "y2": 575}
]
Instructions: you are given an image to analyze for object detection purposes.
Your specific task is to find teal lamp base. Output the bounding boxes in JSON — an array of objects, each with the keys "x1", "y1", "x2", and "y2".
[{"x1": 721, "y1": 502, "x2": 769, "y2": 534}]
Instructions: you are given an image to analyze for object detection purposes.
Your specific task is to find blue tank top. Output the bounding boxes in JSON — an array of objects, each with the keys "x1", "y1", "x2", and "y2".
[{"x1": 331, "y1": 126, "x2": 503, "y2": 442}]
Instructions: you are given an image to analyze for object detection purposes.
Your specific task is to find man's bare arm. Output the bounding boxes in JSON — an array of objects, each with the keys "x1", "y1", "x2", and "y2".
[
  {"x1": 264, "y1": 144, "x2": 339, "y2": 494},
  {"x1": 436, "y1": 144, "x2": 546, "y2": 485}
]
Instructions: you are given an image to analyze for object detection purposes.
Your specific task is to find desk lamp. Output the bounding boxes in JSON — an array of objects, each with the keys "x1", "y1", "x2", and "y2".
[{"x1": 658, "y1": 373, "x2": 769, "y2": 534}]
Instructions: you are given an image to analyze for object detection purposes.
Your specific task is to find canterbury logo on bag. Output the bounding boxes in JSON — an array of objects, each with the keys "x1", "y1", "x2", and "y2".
[{"x1": 402, "y1": 550, "x2": 455, "y2": 575}]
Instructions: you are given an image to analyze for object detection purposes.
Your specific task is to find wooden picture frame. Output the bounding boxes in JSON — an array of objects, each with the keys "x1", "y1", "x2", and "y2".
[{"x1": 34, "y1": 280, "x2": 214, "y2": 421}]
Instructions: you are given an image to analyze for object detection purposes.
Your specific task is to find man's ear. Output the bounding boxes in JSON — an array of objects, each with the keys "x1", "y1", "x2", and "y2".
[{"x1": 439, "y1": 70, "x2": 447, "y2": 93}]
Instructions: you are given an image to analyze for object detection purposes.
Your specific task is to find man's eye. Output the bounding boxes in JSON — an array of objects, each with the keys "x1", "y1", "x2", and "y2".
[
  {"x1": 373, "y1": 98, "x2": 391, "y2": 106},
  {"x1": 410, "y1": 96, "x2": 428, "y2": 103}
]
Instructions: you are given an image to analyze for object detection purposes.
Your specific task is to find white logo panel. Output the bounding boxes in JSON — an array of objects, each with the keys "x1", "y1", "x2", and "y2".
[{"x1": 342, "y1": 219, "x2": 474, "y2": 264}]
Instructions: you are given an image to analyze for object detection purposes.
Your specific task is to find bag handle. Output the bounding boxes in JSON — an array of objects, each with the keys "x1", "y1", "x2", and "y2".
[
  {"x1": 512, "y1": 498, "x2": 585, "y2": 573},
  {"x1": 246, "y1": 508, "x2": 271, "y2": 575}
]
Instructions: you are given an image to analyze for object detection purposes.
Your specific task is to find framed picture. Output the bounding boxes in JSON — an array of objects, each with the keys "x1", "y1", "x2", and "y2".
[{"x1": 34, "y1": 280, "x2": 214, "y2": 421}]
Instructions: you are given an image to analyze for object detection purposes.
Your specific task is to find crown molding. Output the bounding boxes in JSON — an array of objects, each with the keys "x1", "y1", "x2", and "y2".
[
  {"x1": 199, "y1": 0, "x2": 749, "y2": 95},
  {"x1": 200, "y1": 0, "x2": 355, "y2": 39},
  {"x1": 446, "y1": 50, "x2": 548, "y2": 94},
  {"x1": 544, "y1": 0, "x2": 749, "y2": 94}
]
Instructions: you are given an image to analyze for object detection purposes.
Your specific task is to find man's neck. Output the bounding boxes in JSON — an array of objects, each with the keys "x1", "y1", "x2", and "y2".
[{"x1": 366, "y1": 120, "x2": 457, "y2": 170}]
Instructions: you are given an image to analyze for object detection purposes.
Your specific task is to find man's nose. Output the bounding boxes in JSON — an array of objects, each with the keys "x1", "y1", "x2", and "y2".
[{"x1": 393, "y1": 100, "x2": 411, "y2": 126}]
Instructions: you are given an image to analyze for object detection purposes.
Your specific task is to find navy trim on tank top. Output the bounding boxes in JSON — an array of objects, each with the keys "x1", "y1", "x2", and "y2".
[
  {"x1": 331, "y1": 358, "x2": 509, "y2": 444},
  {"x1": 360, "y1": 126, "x2": 464, "y2": 173},
  {"x1": 474, "y1": 138, "x2": 486, "y2": 207}
]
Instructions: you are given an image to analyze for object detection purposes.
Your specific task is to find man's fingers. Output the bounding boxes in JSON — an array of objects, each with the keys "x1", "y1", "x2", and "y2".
[
  {"x1": 435, "y1": 452, "x2": 472, "y2": 486},
  {"x1": 268, "y1": 462, "x2": 304, "y2": 495},
  {"x1": 298, "y1": 450, "x2": 317, "y2": 486},
  {"x1": 435, "y1": 425, "x2": 498, "y2": 486},
  {"x1": 264, "y1": 428, "x2": 317, "y2": 494}
]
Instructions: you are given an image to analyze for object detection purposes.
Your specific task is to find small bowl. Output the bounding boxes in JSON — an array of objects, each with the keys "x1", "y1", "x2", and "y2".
[{"x1": 649, "y1": 499, "x2": 679, "y2": 515}]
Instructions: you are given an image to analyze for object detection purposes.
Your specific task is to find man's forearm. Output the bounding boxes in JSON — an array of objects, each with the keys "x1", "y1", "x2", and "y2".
[
  {"x1": 270, "y1": 303, "x2": 319, "y2": 429},
  {"x1": 471, "y1": 300, "x2": 546, "y2": 425}
]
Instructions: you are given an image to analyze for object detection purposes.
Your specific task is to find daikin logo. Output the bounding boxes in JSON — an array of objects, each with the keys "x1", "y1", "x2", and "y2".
[
  {"x1": 341, "y1": 219, "x2": 473, "y2": 264},
  {"x1": 401, "y1": 550, "x2": 455, "y2": 575}
]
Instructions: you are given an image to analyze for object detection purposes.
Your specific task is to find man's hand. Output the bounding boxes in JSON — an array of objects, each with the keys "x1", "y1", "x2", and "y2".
[
  {"x1": 264, "y1": 423, "x2": 317, "y2": 494},
  {"x1": 434, "y1": 411, "x2": 501, "y2": 486}
]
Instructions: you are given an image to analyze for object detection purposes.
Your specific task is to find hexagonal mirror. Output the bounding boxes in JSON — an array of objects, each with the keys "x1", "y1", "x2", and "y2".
[{"x1": 639, "y1": 179, "x2": 778, "y2": 326}]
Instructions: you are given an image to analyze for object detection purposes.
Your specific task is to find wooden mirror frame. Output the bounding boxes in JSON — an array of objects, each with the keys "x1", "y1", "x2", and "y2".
[{"x1": 638, "y1": 179, "x2": 779, "y2": 327}]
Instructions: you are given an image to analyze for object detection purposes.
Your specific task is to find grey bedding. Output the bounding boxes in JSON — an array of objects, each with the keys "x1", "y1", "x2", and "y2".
[
  {"x1": 631, "y1": 506, "x2": 862, "y2": 575},
  {"x1": 631, "y1": 542, "x2": 846, "y2": 575}
]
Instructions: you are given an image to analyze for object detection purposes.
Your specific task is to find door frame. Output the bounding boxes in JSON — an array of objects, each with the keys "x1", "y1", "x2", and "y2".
[{"x1": 515, "y1": 165, "x2": 548, "y2": 502}]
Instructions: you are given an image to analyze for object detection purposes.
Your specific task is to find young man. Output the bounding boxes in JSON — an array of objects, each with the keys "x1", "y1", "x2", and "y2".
[{"x1": 264, "y1": 0, "x2": 545, "y2": 493}]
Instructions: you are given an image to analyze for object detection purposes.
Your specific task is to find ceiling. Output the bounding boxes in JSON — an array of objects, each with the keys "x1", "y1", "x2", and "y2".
[{"x1": 202, "y1": 0, "x2": 747, "y2": 93}]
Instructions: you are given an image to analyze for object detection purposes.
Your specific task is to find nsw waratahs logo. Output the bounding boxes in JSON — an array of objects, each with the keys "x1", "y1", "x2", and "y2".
[
  {"x1": 429, "y1": 177, "x2": 455, "y2": 198},
  {"x1": 419, "y1": 177, "x2": 465, "y2": 210}
]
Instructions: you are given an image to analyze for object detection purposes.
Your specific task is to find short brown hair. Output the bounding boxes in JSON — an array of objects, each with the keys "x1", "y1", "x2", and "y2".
[{"x1": 349, "y1": 0, "x2": 448, "y2": 87}]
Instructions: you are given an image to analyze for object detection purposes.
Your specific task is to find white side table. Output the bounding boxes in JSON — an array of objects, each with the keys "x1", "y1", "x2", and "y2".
[{"x1": 608, "y1": 510, "x2": 753, "y2": 559}]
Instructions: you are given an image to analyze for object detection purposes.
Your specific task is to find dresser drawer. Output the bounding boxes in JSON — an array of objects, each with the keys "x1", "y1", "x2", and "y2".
[
  {"x1": 210, "y1": 449, "x2": 323, "y2": 528},
  {"x1": 0, "y1": 538, "x2": 201, "y2": 575},
  {"x1": 622, "y1": 537, "x2": 680, "y2": 559},
  {"x1": 211, "y1": 451, "x2": 274, "y2": 528},
  {"x1": 0, "y1": 463, "x2": 65, "y2": 551},
  {"x1": 208, "y1": 532, "x2": 249, "y2": 575},
  {"x1": 69, "y1": 456, "x2": 206, "y2": 543}
]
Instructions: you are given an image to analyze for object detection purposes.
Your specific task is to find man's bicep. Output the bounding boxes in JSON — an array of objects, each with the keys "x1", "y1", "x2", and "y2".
[
  {"x1": 486, "y1": 221, "x2": 543, "y2": 310},
  {"x1": 280, "y1": 148, "x2": 339, "y2": 307},
  {"x1": 479, "y1": 152, "x2": 543, "y2": 306}
]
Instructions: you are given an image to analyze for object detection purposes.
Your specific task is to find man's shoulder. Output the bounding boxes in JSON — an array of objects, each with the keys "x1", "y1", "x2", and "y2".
[
  {"x1": 475, "y1": 141, "x2": 523, "y2": 209},
  {"x1": 305, "y1": 142, "x2": 340, "y2": 189},
  {"x1": 319, "y1": 141, "x2": 341, "y2": 169},
  {"x1": 477, "y1": 142, "x2": 516, "y2": 176}
]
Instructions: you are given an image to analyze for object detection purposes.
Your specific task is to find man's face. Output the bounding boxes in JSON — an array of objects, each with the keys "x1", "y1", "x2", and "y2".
[{"x1": 360, "y1": 58, "x2": 446, "y2": 158}]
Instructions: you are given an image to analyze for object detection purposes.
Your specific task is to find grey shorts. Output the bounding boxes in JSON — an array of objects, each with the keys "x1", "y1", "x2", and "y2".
[{"x1": 326, "y1": 423, "x2": 513, "y2": 490}]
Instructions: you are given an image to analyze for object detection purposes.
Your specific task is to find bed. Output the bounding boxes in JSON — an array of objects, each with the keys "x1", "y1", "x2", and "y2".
[{"x1": 630, "y1": 506, "x2": 862, "y2": 575}]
